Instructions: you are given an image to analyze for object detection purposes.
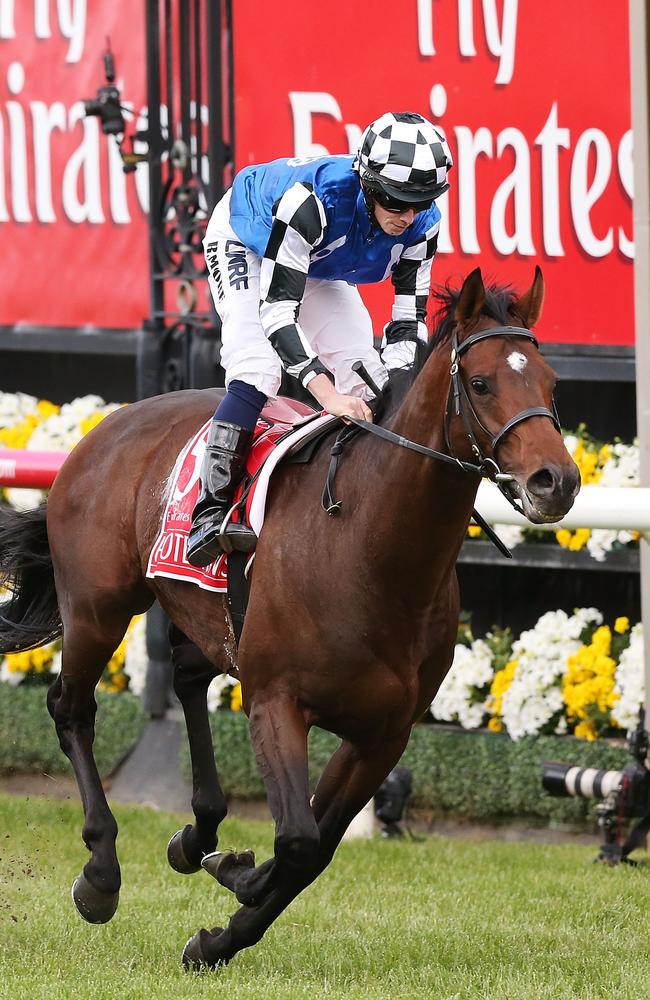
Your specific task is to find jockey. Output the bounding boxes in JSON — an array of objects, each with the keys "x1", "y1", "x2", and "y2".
[{"x1": 187, "y1": 111, "x2": 453, "y2": 566}]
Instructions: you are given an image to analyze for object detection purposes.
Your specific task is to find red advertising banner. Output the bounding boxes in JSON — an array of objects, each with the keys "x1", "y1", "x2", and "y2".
[
  {"x1": 0, "y1": 1, "x2": 634, "y2": 345},
  {"x1": 233, "y1": 0, "x2": 633, "y2": 346},
  {"x1": 0, "y1": 2, "x2": 149, "y2": 328}
]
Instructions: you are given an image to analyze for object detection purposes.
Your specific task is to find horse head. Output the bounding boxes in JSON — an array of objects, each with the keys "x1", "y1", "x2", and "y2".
[{"x1": 442, "y1": 266, "x2": 580, "y2": 524}]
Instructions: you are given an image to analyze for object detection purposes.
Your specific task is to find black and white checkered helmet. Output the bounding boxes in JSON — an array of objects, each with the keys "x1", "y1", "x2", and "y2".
[{"x1": 355, "y1": 111, "x2": 453, "y2": 204}]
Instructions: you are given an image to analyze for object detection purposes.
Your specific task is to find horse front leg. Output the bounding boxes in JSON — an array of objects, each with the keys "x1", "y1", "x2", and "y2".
[
  {"x1": 202, "y1": 694, "x2": 318, "y2": 906},
  {"x1": 184, "y1": 730, "x2": 410, "y2": 969},
  {"x1": 166, "y1": 625, "x2": 229, "y2": 874},
  {"x1": 47, "y1": 622, "x2": 130, "y2": 924}
]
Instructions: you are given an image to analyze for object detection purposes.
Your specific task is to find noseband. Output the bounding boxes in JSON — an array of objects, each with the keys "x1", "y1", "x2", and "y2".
[{"x1": 445, "y1": 324, "x2": 560, "y2": 489}]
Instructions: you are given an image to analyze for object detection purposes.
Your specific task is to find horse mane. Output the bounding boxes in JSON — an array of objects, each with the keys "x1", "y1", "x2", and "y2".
[{"x1": 380, "y1": 280, "x2": 517, "y2": 420}]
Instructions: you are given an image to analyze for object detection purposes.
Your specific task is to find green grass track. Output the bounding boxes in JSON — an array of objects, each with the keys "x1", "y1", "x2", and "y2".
[{"x1": 0, "y1": 794, "x2": 649, "y2": 999}]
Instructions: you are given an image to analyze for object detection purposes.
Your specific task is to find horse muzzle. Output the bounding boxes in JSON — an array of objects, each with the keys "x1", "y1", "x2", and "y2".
[{"x1": 507, "y1": 460, "x2": 581, "y2": 524}]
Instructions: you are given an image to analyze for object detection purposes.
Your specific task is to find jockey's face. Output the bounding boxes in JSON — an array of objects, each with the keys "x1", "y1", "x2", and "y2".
[{"x1": 372, "y1": 201, "x2": 417, "y2": 235}]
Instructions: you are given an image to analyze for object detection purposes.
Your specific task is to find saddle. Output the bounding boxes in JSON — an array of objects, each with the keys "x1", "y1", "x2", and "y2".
[{"x1": 146, "y1": 397, "x2": 341, "y2": 643}]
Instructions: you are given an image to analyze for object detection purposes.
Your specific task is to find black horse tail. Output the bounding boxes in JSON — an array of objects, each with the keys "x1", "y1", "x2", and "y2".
[{"x1": 0, "y1": 502, "x2": 62, "y2": 652}]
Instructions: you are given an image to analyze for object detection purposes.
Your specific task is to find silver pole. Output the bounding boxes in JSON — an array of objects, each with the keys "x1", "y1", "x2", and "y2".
[{"x1": 629, "y1": 0, "x2": 650, "y2": 738}]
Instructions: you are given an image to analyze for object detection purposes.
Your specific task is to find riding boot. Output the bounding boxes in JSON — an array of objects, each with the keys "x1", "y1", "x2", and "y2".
[{"x1": 186, "y1": 420, "x2": 256, "y2": 566}]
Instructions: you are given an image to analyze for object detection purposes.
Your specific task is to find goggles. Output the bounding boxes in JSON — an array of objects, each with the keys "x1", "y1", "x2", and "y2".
[{"x1": 371, "y1": 187, "x2": 436, "y2": 215}]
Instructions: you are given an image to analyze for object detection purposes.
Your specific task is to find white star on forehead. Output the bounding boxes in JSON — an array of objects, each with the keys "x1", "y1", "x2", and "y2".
[{"x1": 507, "y1": 352, "x2": 528, "y2": 373}]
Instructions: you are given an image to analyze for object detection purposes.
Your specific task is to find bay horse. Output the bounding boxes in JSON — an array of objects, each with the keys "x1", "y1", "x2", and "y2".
[{"x1": 0, "y1": 268, "x2": 579, "y2": 969}]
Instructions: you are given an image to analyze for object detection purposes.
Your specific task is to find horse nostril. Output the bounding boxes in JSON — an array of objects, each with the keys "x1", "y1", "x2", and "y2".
[{"x1": 527, "y1": 466, "x2": 556, "y2": 498}]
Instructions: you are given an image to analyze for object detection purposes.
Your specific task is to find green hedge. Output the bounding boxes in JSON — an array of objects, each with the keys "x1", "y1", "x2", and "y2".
[
  {"x1": 0, "y1": 684, "x2": 146, "y2": 778},
  {"x1": 180, "y1": 711, "x2": 631, "y2": 826}
]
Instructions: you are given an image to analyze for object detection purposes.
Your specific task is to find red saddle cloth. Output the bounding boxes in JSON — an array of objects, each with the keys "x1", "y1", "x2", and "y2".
[{"x1": 146, "y1": 397, "x2": 315, "y2": 593}]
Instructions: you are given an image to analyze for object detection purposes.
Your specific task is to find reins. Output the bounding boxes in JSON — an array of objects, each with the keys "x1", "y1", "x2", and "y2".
[{"x1": 321, "y1": 324, "x2": 561, "y2": 560}]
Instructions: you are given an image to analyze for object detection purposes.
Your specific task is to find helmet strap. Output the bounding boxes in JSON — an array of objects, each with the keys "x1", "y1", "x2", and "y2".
[{"x1": 360, "y1": 180, "x2": 381, "y2": 227}]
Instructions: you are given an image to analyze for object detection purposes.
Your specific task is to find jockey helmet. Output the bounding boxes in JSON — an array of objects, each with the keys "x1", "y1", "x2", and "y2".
[{"x1": 355, "y1": 111, "x2": 453, "y2": 208}]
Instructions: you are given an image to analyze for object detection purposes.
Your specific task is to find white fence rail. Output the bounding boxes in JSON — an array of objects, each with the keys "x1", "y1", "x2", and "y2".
[{"x1": 475, "y1": 483, "x2": 650, "y2": 534}]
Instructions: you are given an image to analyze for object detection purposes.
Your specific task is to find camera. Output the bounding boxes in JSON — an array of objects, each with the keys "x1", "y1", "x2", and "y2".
[
  {"x1": 374, "y1": 766, "x2": 412, "y2": 838},
  {"x1": 83, "y1": 47, "x2": 125, "y2": 137},
  {"x1": 541, "y1": 714, "x2": 650, "y2": 864}
]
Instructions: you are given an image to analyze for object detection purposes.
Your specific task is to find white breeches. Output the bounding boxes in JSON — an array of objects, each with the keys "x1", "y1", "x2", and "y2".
[{"x1": 203, "y1": 191, "x2": 388, "y2": 400}]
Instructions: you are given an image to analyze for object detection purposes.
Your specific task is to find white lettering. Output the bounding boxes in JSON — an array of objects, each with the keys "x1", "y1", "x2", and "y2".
[
  {"x1": 417, "y1": 0, "x2": 435, "y2": 55},
  {"x1": 457, "y1": 0, "x2": 477, "y2": 56},
  {"x1": 289, "y1": 91, "x2": 343, "y2": 157},
  {"x1": 62, "y1": 103, "x2": 105, "y2": 223},
  {"x1": 0, "y1": 112, "x2": 6, "y2": 221},
  {"x1": 457, "y1": 0, "x2": 519, "y2": 83},
  {"x1": 617, "y1": 129, "x2": 633, "y2": 259},
  {"x1": 0, "y1": 1, "x2": 86, "y2": 60},
  {"x1": 490, "y1": 127, "x2": 534, "y2": 256},
  {"x1": 0, "y1": 0, "x2": 15, "y2": 38},
  {"x1": 455, "y1": 125, "x2": 493, "y2": 253},
  {"x1": 30, "y1": 100, "x2": 66, "y2": 222},
  {"x1": 534, "y1": 103, "x2": 570, "y2": 257},
  {"x1": 34, "y1": 0, "x2": 51, "y2": 38},
  {"x1": 435, "y1": 190, "x2": 453, "y2": 254},
  {"x1": 570, "y1": 128, "x2": 613, "y2": 258},
  {"x1": 6, "y1": 63, "x2": 31, "y2": 222},
  {"x1": 344, "y1": 122, "x2": 362, "y2": 154},
  {"x1": 56, "y1": 0, "x2": 87, "y2": 63},
  {"x1": 482, "y1": 0, "x2": 519, "y2": 85}
]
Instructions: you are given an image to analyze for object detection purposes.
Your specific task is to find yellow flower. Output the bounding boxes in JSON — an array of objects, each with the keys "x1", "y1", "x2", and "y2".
[
  {"x1": 230, "y1": 682, "x2": 243, "y2": 711},
  {"x1": 37, "y1": 400, "x2": 60, "y2": 418},
  {"x1": 467, "y1": 525, "x2": 482, "y2": 538},
  {"x1": 555, "y1": 529, "x2": 572, "y2": 549},
  {"x1": 568, "y1": 528, "x2": 591, "y2": 551},
  {"x1": 614, "y1": 616, "x2": 630, "y2": 634},
  {"x1": 4, "y1": 645, "x2": 55, "y2": 675},
  {"x1": 486, "y1": 659, "x2": 517, "y2": 721},
  {"x1": 80, "y1": 411, "x2": 108, "y2": 436},
  {"x1": 562, "y1": 625, "x2": 620, "y2": 735},
  {"x1": 0, "y1": 414, "x2": 40, "y2": 449}
]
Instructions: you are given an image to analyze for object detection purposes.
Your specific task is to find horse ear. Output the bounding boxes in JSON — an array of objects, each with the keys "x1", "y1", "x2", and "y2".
[
  {"x1": 512, "y1": 265, "x2": 545, "y2": 328},
  {"x1": 454, "y1": 268, "x2": 486, "y2": 325}
]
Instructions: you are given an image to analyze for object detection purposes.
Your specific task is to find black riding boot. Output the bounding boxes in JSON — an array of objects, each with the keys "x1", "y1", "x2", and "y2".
[{"x1": 186, "y1": 421, "x2": 256, "y2": 566}]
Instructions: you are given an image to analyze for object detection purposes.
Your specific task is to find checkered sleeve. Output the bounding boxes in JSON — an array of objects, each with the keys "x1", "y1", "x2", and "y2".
[
  {"x1": 384, "y1": 219, "x2": 440, "y2": 346},
  {"x1": 258, "y1": 182, "x2": 331, "y2": 388}
]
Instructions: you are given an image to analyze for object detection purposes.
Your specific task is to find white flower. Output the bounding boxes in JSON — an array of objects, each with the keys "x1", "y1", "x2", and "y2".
[
  {"x1": 431, "y1": 639, "x2": 494, "y2": 729},
  {"x1": 207, "y1": 673, "x2": 238, "y2": 713},
  {"x1": 500, "y1": 609, "x2": 600, "y2": 740},
  {"x1": 579, "y1": 441, "x2": 640, "y2": 561},
  {"x1": 123, "y1": 616, "x2": 148, "y2": 696},
  {"x1": 611, "y1": 623, "x2": 644, "y2": 731},
  {"x1": 0, "y1": 660, "x2": 26, "y2": 685},
  {"x1": 493, "y1": 523, "x2": 525, "y2": 550},
  {"x1": 3, "y1": 487, "x2": 45, "y2": 511},
  {"x1": 0, "y1": 391, "x2": 40, "y2": 428}
]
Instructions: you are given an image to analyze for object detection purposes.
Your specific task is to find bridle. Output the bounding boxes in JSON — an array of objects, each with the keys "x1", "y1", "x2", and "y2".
[
  {"x1": 320, "y1": 321, "x2": 562, "y2": 556},
  {"x1": 444, "y1": 323, "x2": 561, "y2": 501}
]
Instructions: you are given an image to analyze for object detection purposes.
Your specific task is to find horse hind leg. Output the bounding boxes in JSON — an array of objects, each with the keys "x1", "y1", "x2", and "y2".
[
  {"x1": 183, "y1": 730, "x2": 411, "y2": 970},
  {"x1": 202, "y1": 694, "x2": 318, "y2": 907},
  {"x1": 47, "y1": 611, "x2": 135, "y2": 924},
  {"x1": 166, "y1": 625, "x2": 229, "y2": 875}
]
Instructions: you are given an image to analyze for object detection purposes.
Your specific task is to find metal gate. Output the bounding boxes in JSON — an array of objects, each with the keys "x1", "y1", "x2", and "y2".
[{"x1": 137, "y1": 0, "x2": 234, "y2": 400}]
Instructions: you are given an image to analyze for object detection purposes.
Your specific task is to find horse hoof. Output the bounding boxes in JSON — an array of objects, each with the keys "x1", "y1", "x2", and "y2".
[
  {"x1": 71, "y1": 873, "x2": 119, "y2": 924},
  {"x1": 182, "y1": 927, "x2": 228, "y2": 971},
  {"x1": 167, "y1": 826, "x2": 202, "y2": 874},
  {"x1": 202, "y1": 849, "x2": 255, "y2": 890}
]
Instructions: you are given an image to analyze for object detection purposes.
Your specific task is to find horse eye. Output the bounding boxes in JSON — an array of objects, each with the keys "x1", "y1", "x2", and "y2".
[{"x1": 470, "y1": 378, "x2": 489, "y2": 395}]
